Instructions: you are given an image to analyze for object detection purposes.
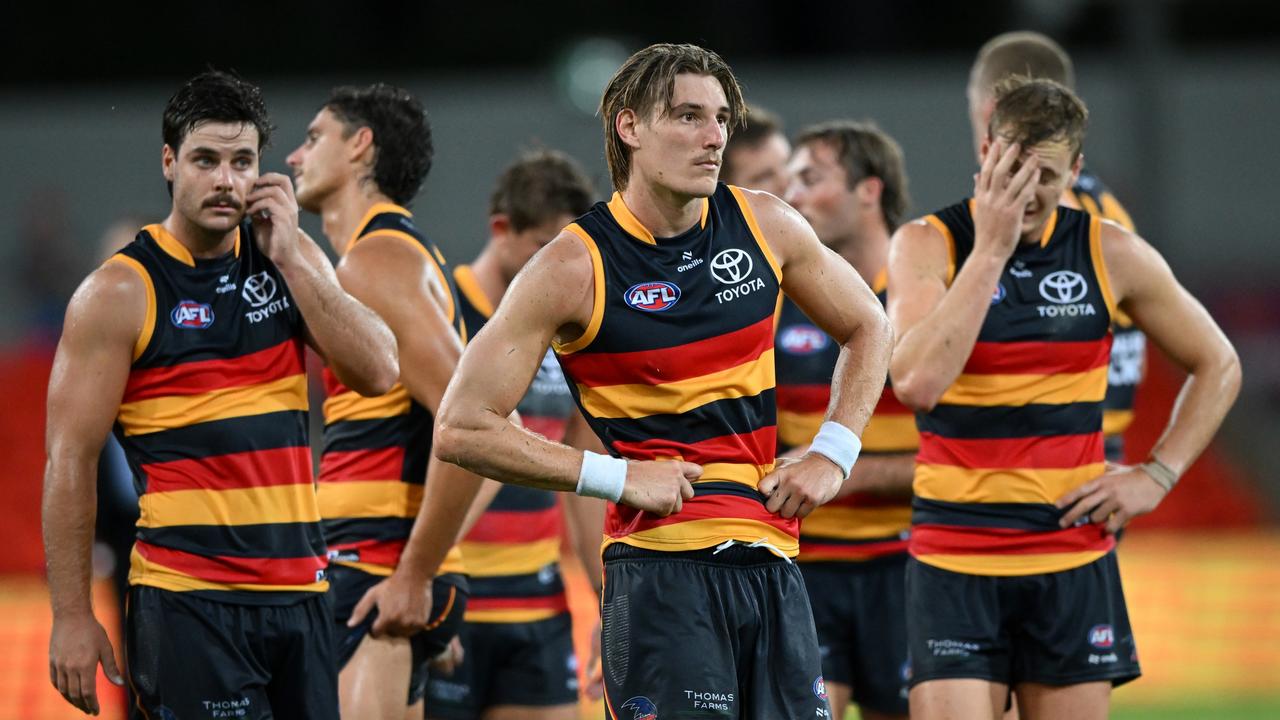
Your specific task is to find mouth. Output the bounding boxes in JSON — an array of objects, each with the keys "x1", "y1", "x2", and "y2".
[
  {"x1": 205, "y1": 196, "x2": 242, "y2": 213},
  {"x1": 695, "y1": 159, "x2": 720, "y2": 171}
]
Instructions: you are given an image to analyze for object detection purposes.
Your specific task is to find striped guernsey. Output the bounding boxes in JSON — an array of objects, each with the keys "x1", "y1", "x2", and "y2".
[
  {"x1": 910, "y1": 200, "x2": 1117, "y2": 576},
  {"x1": 110, "y1": 222, "x2": 323, "y2": 602},
  {"x1": 555, "y1": 184, "x2": 791, "y2": 555},
  {"x1": 318, "y1": 203, "x2": 467, "y2": 577}
]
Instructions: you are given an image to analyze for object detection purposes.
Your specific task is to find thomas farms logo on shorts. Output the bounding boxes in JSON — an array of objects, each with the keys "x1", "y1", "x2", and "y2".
[
  {"x1": 170, "y1": 300, "x2": 214, "y2": 329},
  {"x1": 624, "y1": 281, "x2": 681, "y2": 312},
  {"x1": 1088, "y1": 624, "x2": 1115, "y2": 649},
  {"x1": 621, "y1": 696, "x2": 658, "y2": 719}
]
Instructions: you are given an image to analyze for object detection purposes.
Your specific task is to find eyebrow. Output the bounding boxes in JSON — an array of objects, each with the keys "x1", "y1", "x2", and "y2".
[
  {"x1": 188, "y1": 146, "x2": 257, "y2": 157},
  {"x1": 669, "y1": 102, "x2": 730, "y2": 115}
]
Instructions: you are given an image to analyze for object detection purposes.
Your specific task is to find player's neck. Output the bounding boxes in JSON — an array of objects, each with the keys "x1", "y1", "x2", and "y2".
[
  {"x1": 620, "y1": 181, "x2": 703, "y2": 239},
  {"x1": 162, "y1": 213, "x2": 237, "y2": 259},
  {"x1": 468, "y1": 245, "x2": 509, "y2": 306},
  {"x1": 827, "y1": 221, "x2": 889, "y2": 286},
  {"x1": 324, "y1": 183, "x2": 396, "y2": 257}
]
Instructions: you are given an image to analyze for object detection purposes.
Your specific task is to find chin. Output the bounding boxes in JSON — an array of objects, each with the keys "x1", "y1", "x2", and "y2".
[{"x1": 681, "y1": 175, "x2": 718, "y2": 198}]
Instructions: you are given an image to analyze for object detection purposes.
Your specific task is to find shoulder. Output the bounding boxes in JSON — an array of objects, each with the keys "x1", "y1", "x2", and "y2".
[
  {"x1": 64, "y1": 260, "x2": 149, "y2": 347},
  {"x1": 1098, "y1": 218, "x2": 1167, "y2": 299},
  {"x1": 733, "y1": 185, "x2": 810, "y2": 238}
]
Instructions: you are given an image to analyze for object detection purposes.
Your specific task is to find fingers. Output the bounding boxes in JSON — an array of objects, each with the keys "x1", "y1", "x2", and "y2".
[
  {"x1": 1006, "y1": 157, "x2": 1041, "y2": 204},
  {"x1": 680, "y1": 477, "x2": 695, "y2": 501},
  {"x1": 977, "y1": 139, "x2": 1001, "y2": 193},
  {"x1": 681, "y1": 462, "x2": 704, "y2": 481},
  {"x1": 72, "y1": 667, "x2": 97, "y2": 715},
  {"x1": 1088, "y1": 497, "x2": 1122, "y2": 525},
  {"x1": 1056, "y1": 480, "x2": 1099, "y2": 510},
  {"x1": 1058, "y1": 489, "x2": 1107, "y2": 528},
  {"x1": 795, "y1": 499, "x2": 817, "y2": 519},
  {"x1": 1106, "y1": 509, "x2": 1130, "y2": 535},
  {"x1": 757, "y1": 471, "x2": 778, "y2": 497},
  {"x1": 991, "y1": 141, "x2": 1021, "y2": 191},
  {"x1": 99, "y1": 640, "x2": 124, "y2": 686},
  {"x1": 348, "y1": 587, "x2": 377, "y2": 628}
]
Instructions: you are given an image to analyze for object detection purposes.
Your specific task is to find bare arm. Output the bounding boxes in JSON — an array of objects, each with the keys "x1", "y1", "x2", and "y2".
[
  {"x1": 889, "y1": 142, "x2": 1039, "y2": 410},
  {"x1": 740, "y1": 189, "x2": 894, "y2": 518},
  {"x1": 43, "y1": 263, "x2": 135, "y2": 713},
  {"x1": 1058, "y1": 223, "x2": 1241, "y2": 531},
  {"x1": 434, "y1": 233, "x2": 697, "y2": 515},
  {"x1": 245, "y1": 174, "x2": 398, "y2": 396},
  {"x1": 835, "y1": 453, "x2": 916, "y2": 499}
]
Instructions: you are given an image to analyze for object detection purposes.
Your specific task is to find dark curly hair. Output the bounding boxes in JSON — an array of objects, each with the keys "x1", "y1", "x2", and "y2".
[
  {"x1": 323, "y1": 84, "x2": 433, "y2": 206},
  {"x1": 162, "y1": 70, "x2": 273, "y2": 153}
]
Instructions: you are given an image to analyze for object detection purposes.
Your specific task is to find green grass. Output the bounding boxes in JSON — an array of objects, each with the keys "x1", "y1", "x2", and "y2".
[{"x1": 834, "y1": 697, "x2": 1280, "y2": 719}]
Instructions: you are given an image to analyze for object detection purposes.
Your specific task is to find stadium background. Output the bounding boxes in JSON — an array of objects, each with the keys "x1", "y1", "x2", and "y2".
[{"x1": 1, "y1": 1, "x2": 1277, "y2": 717}]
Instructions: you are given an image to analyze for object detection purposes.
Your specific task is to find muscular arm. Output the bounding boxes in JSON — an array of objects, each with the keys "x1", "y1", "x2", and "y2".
[{"x1": 43, "y1": 263, "x2": 136, "y2": 711}]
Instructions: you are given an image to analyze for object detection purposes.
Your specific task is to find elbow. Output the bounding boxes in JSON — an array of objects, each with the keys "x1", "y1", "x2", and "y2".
[
  {"x1": 346, "y1": 352, "x2": 400, "y2": 397},
  {"x1": 890, "y1": 366, "x2": 944, "y2": 413},
  {"x1": 1218, "y1": 344, "x2": 1243, "y2": 405},
  {"x1": 432, "y1": 407, "x2": 475, "y2": 470}
]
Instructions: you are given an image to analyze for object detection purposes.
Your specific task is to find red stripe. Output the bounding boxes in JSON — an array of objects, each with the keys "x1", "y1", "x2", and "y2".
[
  {"x1": 124, "y1": 338, "x2": 305, "y2": 401},
  {"x1": 776, "y1": 384, "x2": 829, "y2": 413},
  {"x1": 465, "y1": 595, "x2": 570, "y2": 613},
  {"x1": 964, "y1": 339, "x2": 1111, "y2": 376},
  {"x1": 799, "y1": 537, "x2": 908, "y2": 559},
  {"x1": 559, "y1": 315, "x2": 774, "y2": 387},
  {"x1": 916, "y1": 432, "x2": 1103, "y2": 469},
  {"x1": 141, "y1": 447, "x2": 313, "y2": 493},
  {"x1": 465, "y1": 508, "x2": 561, "y2": 544},
  {"x1": 611, "y1": 426, "x2": 776, "y2": 467},
  {"x1": 329, "y1": 539, "x2": 405, "y2": 567},
  {"x1": 606, "y1": 493, "x2": 798, "y2": 538},
  {"x1": 873, "y1": 387, "x2": 912, "y2": 416},
  {"x1": 522, "y1": 415, "x2": 568, "y2": 442},
  {"x1": 135, "y1": 540, "x2": 325, "y2": 586},
  {"x1": 322, "y1": 366, "x2": 348, "y2": 398},
  {"x1": 908, "y1": 523, "x2": 1115, "y2": 556},
  {"x1": 318, "y1": 447, "x2": 406, "y2": 483}
]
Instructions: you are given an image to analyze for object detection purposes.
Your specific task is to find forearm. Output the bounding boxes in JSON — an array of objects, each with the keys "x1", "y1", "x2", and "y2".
[
  {"x1": 1148, "y1": 351, "x2": 1242, "y2": 475},
  {"x1": 835, "y1": 453, "x2": 915, "y2": 499},
  {"x1": 826, "y1": 315, "x2": 894, "y2": 434},
  {"x1": 396, "y1": 460, "x2": 489, "y2": 580},
  {"x1": 42, "y1": 458, "x2": 99, "y2": 618},
  {"x1": 435, "y1": 407, "x2": 587, "y2": 493}
]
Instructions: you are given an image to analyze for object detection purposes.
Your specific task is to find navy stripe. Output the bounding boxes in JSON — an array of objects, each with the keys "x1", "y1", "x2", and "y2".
[
  {"x1": 911, "y1": 497, "x2": 1065, "y2": 532},
  {"x1": 322, "y1": 403, "x2": 433, "y2": 486},
  {"x1": 117, "y1": 410, "x2": 309, "y2": 470},
  {"x1": 798, "y1": 533, "x2": 909, "y2": 547},
  {"x1": 915, "y1": 402, "x2": 1101, "y2": 440},
  {"x1": 322, "y1": 517, "x2": 414, "y2": 545},
  {"x1": 692, "y1": 481, "x2": 767, "y2": 503},
  {"x1": 137, "y1": 522, "x2": 326, "y2": 560},
  {"x1": 467, "y1": 567, "x2": 566, "y2": 600},
  {"x1": 581, "y1": 390, "x2": 777, "y2": 451},
  {"x1": 488, "y1": 484, "x2": 559, "y2": 512}
]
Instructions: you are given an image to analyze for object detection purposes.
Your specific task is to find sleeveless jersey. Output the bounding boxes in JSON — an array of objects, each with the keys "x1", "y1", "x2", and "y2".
[
  {"x1": 318, "y1": 203, "x2": 466, "y2": 577},
  {"x1": 110, "y1": 222, "x2": 323, "y2": 603},
  {"x1": 554, "y1": 184, "x2": 791, "y2": 555},
  {"x1": 452, "y1": 264, "x2": 578, "y2": 623},
  {"x1": 774, "y1": 272, "x2": 918, "y2": 562},
  {"x1": 911, "y1": 201, "x2": 1117, "y2": 576},
  {"x1": 1070, "y1": 169, "x2": 1143, "y2": 459}
]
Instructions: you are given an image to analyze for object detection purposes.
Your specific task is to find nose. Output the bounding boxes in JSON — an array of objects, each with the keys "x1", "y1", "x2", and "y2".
[
  {"x1": 784, "y1": 179, "x2": 804, "y2": 207},
  {"x1": 286, "y1": 146, "x2": 303, "y2": 169},
  {"x1": 705, "y1": 120, "x2": 726, "y2": 150},
  {"x1": 213, "y1": 161, "x2": 234, "y2": 190}
]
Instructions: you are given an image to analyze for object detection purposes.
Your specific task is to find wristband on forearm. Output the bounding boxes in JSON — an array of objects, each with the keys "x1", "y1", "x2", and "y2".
[
  {"x1": 1140, "y1": 456, "x2": 1180, "y2": 492},
  {"x1": 576, "y1": 450, "x2": 626, "y2": 502},
  {"x1": 807, "y1": 421, "x2": 862, "y2": 479}
]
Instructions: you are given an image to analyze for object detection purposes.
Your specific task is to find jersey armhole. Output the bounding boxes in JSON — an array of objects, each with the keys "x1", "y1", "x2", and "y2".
[
  {"x1": 552, "y1": 223, "x2": 605, "y2": 355},
  {"x1": 921, "y1": 215, "x2": 957, "y2": 287},
  {"x1": 1089, "y1": 217, "x2": 1119, "y2": 324},
  {"x1": 105, "y1": 255, "x2": 155, "y2": 361},
  {"x1": 363, "y1": 229, "x2": 458, "y2": 328},
  {"x1": 727, "y1": 185, "x2": 783, "y2": 283}
]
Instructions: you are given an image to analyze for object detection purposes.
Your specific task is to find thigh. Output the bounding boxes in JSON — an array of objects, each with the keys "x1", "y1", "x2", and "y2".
[
  {"x1": 746, "y1": 560, "x2": 832, "y2": 720},
  {"x1": 484, "y1": 614, "x2": 579, "y2": 710},
  {"x1": 905, "y1": 558, "x2": 1011, "y2": 686},
  {"x1": 328, "y1": 564, "x2": 382, "y2": 672},
  {"x1": 339, "y1": 634, "x2": 412, "y2": 720},
  {"x1": 1014, "y1": 681, "x2": 1110, "y2": 720},
  {"x1": 910, "y1": 678, "x2": 1006, "y2": 720},
  {"x1": 848, "y1": 555, "x2": 911, "y2": 717},
  {"x1": 409, "y1": 576, "x2": 470, "y2": 706},
  {"x1": 264, "y1": 593, "x2": 340, "y2": 720},
  {"x1": 424, "y1": 622, "x2": 482, "y2": 720},
  {"x1": 1012, "y1": 552, "x2": 1141, "y2": 688},
  {"x1": 126, "y1": 587, "x2": 272, "y2": 720}
]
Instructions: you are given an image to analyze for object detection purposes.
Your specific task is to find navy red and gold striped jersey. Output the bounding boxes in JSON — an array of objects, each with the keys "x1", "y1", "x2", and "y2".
[
  {"x1": 774, "y1": 271, "x2": 918, "y2": 562},
  {"x1": 554, "y1": 184, "x2": 791, "y2": 555},
  {"x1": 911, "y1": 200, "x2": 1117, "y2": 576},
  {"x1": 109, "y1": 222, "x2": 324, "y2": 603},
  {"x1": 452, "y1": 264, "x2": 576, "y2": 623},
  {"x1": 1070, "y1": 169, "x2": 1143, "y2": 459},
  {"x1": 318, "y1": 203, "x2": 466, "y2": 577}
]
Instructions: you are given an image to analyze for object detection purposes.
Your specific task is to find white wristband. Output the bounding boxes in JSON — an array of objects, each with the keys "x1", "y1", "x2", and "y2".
[
  {"x1": 576, "y1": 450, "x2": 627, "y2": 502},
  {"x1": 808, "y1": 421, "x2": 862, "y2": 479}
]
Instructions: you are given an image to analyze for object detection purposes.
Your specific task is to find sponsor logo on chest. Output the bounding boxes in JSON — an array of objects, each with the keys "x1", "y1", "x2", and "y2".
[
  {"x1": 1035, "y1": 270, "x2": 1095, "y2": 318},
  {"x1": 710, "y1": 248, "x2": 765, "y2": 304},
  {"x1": 242, "y1": 271, "x2": 291, "y2": 324}
]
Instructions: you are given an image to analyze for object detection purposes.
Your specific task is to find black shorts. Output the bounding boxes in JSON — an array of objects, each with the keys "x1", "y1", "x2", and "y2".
[
  {"x1": 125, "y1": 586, "x2": 337, "y2": 720},
  {"x1": 905, "y1": 551, "x2": 1142, "y2": 688},
  {"x1": 424, "y1": 612, "x2": 579, "y2": 718},
  {"x1": 800, "y1": 554, "x2": 910, "y2": 715},
  {"x1": 600, "y1": 543, "x2": 831, "y2": 720},
  {"x1": 328, "y1": 565, "x2": 468, "y2": 705}
]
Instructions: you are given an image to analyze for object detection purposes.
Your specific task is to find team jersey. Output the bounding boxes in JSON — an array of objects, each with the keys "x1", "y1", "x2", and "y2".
[
  {"x1": 910, "y1": 200, "x2": 1117, "y2": 576},
  {"x1": 554, "y1": 184, "x2": 792, "y2": 555},
  {"x1": 774, "y1": 272, "x2": 918, "y2": 562},
  {"x1": 111, "y1": 221, "x2": 324, "y2": 603},
  {"x1": 318, "y1": 203, "x2": 466, "y2": 577},
  {"x1": 452, "y1": 264, "x2": 577, "y2": 623},
  {"x1": 1069, "y1": 170, "x2": 1143, "y2": 458}
]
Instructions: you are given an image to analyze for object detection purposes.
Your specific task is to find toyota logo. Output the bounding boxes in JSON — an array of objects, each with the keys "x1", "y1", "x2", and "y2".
[
  {"x1": 709, "y1": 248, "x2": 754, "y2": 285},
  {"x1": 241, "y1": 271, "x2": 278, "y2": 307},
  {"x1": 1038, "y1": 270, "x2": 1088, "y2": 304}
]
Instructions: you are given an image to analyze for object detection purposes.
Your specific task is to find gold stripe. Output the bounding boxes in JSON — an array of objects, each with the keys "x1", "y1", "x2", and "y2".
[
  {"x1": 458, "y1": 537, "x2": 560, "y2": 577},
  {"x1": 118, "y1": 373, "x2": 308, "y2": 436},
  {"x1": 802, "y1": 504, "x2": 911, "y2": 541},
  {"x1": 577, "y1": 349, "x2": 774, "y2": 419},
  {"x1": 105, "y1": 255, "x2": 155, "y2": 361},
  {"x1": 138, "y1": 482, "x2": 321, "y2": 528},
  {"x1": 923, "y1": 215, "x2": 956, "y2": 286},
  {"x1": 129, "y1": 546, "x2": 327, "y2": 593},
  {"x1": 914, "y1": 550, "x2": 1107, "y2": 577},
  {"x1": 696, "y1": 462, "x2": 776, "y2": 487},
  {"x1": 553, "y1": 224, "x2": 605, "y2": 354},
  {"x1": 323, "y1": 383, "x2": 411, "y2": 423},
  {"x1": 332, "y1": 544, "x2": 466, "y2": 577},
  {"x1": 870, "y1": 267, "x2": 888, "y2": 294},
  {"x1": 1038, "y1": 207, "x2": 1059, "y2": 248},
  {"x1": 728, "y1": 185, "x2": 782, "y2": 283},
  {"x1": 317, "y1": 480, "x2": 423, "y2": 519},
  {"x1": 1089, "y1": 216, "x2": 1118, "y2": 322},
  {"x1": 914, "y1": 462, "x2": 1106, "y2": 505},
  {"x1": 465, "y1": 607, "x2": 562, "y2": 624},
  {"x1": 1077, "y1": 191, "x2": 1102, "y2": 217},
  {"x1": 347, "y1": 203, "x2": 411, "y2": 250},
  {"x1": 605, "y1": 192, "x2": 709, "y2": 245},
  {"x1": 1103, "y1": 409, "x2": 1135, "y2": 436},
  {"x1": 601, "y1": 517, "x2": 798, "y2": 557},
  {"x1": 862, "y1": 414, "x2": 920, "y2": 453},
  {"x1": 939, "y1": 366, "x2": 1107, "y2": 407},
  {"x1": 778, "y1": 409, "x2": 823, "y2": 450},
  {"x1": 453, "y1": 265, "x2": 494, "y2": 318},
  {"x1": 144, "y1": 223, "x2": 194, "y2": 266},
  {"x1": 1099, "y1": 193, "x2": 1135, "y2": 231}
]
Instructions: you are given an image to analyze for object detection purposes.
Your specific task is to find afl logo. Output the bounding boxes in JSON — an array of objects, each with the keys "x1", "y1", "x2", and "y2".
[
  {"x1": 991, "y1": 282, "x2": 1007, "y2": 305},
  {"x1": 1088, "y1": 624, "x2": 1115, "y2": 649},
  {"x1": 813, "y1": 676, "x2": 828, "y2": 701},
  {"x1": 170, "y1": 300, "x2": 214, "y2": 329},
  {"x1": 1039, "y1": 270, "x2": 1088, "y2": 304},
  {"x1": 624, "y1": 281, "x2": 681, "y2": 312},
  {"x1": 710, "y1": 248, "x2": 754, "y2": 284},
  {"x1": 779, "y1": 324, "x2": 829, "y2": 355}
]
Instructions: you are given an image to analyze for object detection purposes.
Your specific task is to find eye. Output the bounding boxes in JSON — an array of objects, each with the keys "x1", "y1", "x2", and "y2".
[
  {"x1": 233, "y1": 157, "x2": 253, "y2": 170},
  {"x1": 194, "y1": 156, "x2": 214, "y2": 168},
  {"x1": 682, "y1": 112, "x2": 697, "y2": 122}
]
